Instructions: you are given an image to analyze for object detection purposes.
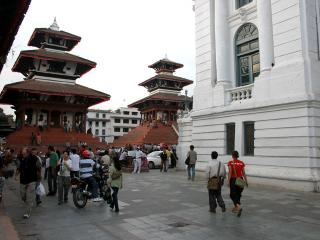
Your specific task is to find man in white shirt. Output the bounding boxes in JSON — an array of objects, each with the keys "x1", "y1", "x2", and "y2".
[
  {"x1": 205, "y1": 151, "x2": 226, "y2": 213},
  {"x1": 70, "y1": 149, "x2": 80, "y2": 178},
  {"x1": 132, "y1": 148, "x2": 146, "y2": 174}
]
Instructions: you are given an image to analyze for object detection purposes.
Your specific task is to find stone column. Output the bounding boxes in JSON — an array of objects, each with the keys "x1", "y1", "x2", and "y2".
[
  {"x1": 47, "y1": 111, "x2": 51, "y2": 129},
  {"x1": 215, "y1": 0, "x2": 230, "y2": 85},
  {"x1": 82, "y1": 111, "x2": 87, "y2": 133},
  {"x1": 21, "y1": 108, "x2": 26, "y2": 127},
  {"x1": 257, "y1": 0, "x2": 274, "y2": 73},
  {"x1": 72, "y1": 111, "x2": 76, "y2": 131},
  {"x1": 213, "y1": 0, "x2": 231, "y2": 106},
  {"x1": 35, "y1": 108, "x2": 39, "y2": 127}
]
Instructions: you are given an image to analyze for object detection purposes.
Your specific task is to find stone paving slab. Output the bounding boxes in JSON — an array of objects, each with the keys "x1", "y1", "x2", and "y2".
[{"x1": 0, "y1": 170, "x2": 320, "y2": 240}]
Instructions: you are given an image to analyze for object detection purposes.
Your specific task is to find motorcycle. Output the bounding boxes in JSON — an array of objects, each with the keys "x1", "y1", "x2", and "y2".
[{"x1": 71, "y1": 164, "x2": 112, "y2": 209}]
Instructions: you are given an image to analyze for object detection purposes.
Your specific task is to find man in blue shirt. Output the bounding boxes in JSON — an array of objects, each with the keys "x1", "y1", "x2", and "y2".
[{"x1": 79, "y1": 150, "x2": 101, "y2": 202}]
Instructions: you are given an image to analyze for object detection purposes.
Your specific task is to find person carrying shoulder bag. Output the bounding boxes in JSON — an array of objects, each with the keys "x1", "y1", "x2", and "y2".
[
  {"x1": 108, "y1": 156, "x2": 123, "y2": 213},
  {"x1": 206, "y1": 151, "x2": 226, "y2": 213},
  {"x1": 227, "y1": 150, "x2": 248, "y2": 217}
]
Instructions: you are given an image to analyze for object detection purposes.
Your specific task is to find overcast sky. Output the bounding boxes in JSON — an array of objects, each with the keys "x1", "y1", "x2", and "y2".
[{"x1": 0, "y1": 0, "x2": 196, "y2": 114}]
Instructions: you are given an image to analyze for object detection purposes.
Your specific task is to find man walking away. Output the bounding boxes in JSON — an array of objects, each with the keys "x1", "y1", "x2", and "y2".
[
  {"x1": 16, "y1": 147, "x2": 41, "y2": 219},
  {"x1": 30, "y1": 148, "x2": 42, "y2": 206},
  {"x1": 47, "y1": 146, "x2": 58, "y2": 196},
  {"x1": 186, "y1": 145, "x2": 197, "y2": 181},
  {"x1": 170, "y1": 148, "x2": 178, "y2": 170},
  {"x1": 70, "y1": 149, "x2": 80, "y2": 178},
  {"x1": 206, "y1": 151, "x2": 226, "y2": 213}
]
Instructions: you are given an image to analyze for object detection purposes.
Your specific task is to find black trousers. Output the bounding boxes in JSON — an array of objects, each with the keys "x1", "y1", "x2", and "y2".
[
  {"x1": 208, "y1": 188, "x2": 225, "y2": 210},
  {"x1": 70, "y1": 171, "x2": 79, "y2": 179},
  {"x1": 110, "y1": 187, "x2": 119, "y2": 211},
  {"x1": 230, "y1": 178, "x2": 244, "y2": 206},
  {"x1": 47, "y1": 167, "x2": 57, "y2": 194}
]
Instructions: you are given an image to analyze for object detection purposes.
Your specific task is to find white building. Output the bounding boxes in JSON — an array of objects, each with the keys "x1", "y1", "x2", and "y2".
[
  {"x1": 178, "y1": 0, "x2": 320, "y2": 191},
  {"x1": 86, "y1": 107, "x2": 141, "y2": 143}
]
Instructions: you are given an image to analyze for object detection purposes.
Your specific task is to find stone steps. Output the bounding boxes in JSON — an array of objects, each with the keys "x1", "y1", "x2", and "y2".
[{"x1": 6, "y1": 126, "x2": 107, "y2": 150}]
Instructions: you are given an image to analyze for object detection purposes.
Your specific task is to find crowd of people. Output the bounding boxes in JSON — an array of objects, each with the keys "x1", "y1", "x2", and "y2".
[
  {"x1": 0, "y1": 144, "x2": 126, "y2": 218},
  {"x1": 0, "y1": 143, "x2": 248, "y2": 219}
]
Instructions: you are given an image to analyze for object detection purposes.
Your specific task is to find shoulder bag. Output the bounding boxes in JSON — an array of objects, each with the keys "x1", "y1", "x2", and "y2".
[
  {"x1": 232, "y1": 160, "x2": 246, "y2": 188},
  {"x1": 207, "y1": 162, "x2": 221, "y2": 190},
  {"x1": 185, "y1": 155, "x2": 190, "y2": 165}
]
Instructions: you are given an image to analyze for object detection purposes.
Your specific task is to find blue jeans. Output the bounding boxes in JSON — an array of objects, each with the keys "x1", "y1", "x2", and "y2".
[
  {"x1": 187, "y1": 164, "x2": 195, "y2": 180},
  {"x1": 84, "y1": 176, "x2": 98, "y2": 198}
]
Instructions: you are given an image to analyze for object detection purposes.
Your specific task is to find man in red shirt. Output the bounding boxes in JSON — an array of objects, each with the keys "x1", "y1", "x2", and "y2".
[{"x1": 227, "y1": 150, "x2": 248, "y2": 217}]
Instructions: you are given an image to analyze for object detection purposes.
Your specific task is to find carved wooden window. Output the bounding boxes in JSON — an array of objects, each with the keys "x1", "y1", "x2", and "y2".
[
  {"x1": 235, "y1": 23, "x2": 260, "y2": 86},
  {"x1": 47, "y1": 61, "x2": 65, "y2": 73}
]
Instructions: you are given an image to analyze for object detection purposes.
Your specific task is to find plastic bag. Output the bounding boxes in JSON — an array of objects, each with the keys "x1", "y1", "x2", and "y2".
[{"x1": 36, "y1": 183, "x2": 46, "y2": 196}]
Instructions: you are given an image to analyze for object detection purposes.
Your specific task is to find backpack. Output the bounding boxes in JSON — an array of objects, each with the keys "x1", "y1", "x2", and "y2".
[{"x1": 160, "y1": 151, "x2": 167, "y2": 161}]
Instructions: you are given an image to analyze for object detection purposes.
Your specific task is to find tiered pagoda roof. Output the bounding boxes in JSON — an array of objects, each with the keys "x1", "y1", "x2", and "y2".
[
  {"x1": 137, "y1": 58, "x2": 193, "y2": 93},
  {"x1": 129, "y1": 92, "x2": 191, "y2": 109},
  {"x1": 0, "y1": 80, "x2": 110, "y2": 105},
  {"x1": 0, "y1": 19, "x2": 110, "y2": 107},
  {"x1": 129, "y1": 57, "x2": 193, "y2": 109},
  {"x1": 0, "y1": 0, "x2": 32, "y2": 73},
  {"x1": 28, "y1": 28, "x2": 81, "y2": 51},
  {"x1": 12, "y1": 49, "x2": 96, "y2": 77}
]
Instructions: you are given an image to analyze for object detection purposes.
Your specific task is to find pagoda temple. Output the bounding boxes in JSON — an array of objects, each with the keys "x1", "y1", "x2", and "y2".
[
  {"x1": 129, "y1": 58, "x2": 193, "y2": 123},
  {"x1": 112, "y1": 58, "x2": 192, "y2": 147},
  {"x1": 0, "y1": 19, "x2": 110, "y2": 149}
]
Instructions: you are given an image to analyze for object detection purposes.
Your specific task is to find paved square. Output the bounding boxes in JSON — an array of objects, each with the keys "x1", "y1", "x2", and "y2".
[{"x1": 0, "y1": 170, "x2": 320, "y2": 240}]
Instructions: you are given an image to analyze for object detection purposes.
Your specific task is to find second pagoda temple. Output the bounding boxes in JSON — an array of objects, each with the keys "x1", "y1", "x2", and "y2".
[
  {"x1": 0, "y1": 19, "x2": 110, "y2": 133},
  {"x1": 129, "y1": 58, "x2": 193, "y2": 123},
  {"x1": 112, "y1": 58, "x2": 193, "y2": 147}
]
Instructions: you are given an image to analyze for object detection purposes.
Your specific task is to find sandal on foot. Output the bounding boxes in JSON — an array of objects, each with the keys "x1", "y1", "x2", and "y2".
[{"x1": 237, "y1": 208, "x2": 243, "y2": 217}]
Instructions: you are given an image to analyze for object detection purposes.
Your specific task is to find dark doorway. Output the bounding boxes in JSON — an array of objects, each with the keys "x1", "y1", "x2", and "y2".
[
  {"x1": 51, "y1": 111, "x2": 61, "y2": 127},
  {"x1": 25, "y1": 108, "x2": 33, "y2": 126}
]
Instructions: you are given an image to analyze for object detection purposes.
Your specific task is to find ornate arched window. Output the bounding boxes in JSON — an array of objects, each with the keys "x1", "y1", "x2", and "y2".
[{"x1": 235, "y1": 23, "x2": 260, "y2": 86}]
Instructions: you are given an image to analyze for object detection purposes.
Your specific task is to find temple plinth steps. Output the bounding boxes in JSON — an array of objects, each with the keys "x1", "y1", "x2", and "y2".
[
  {"x1": 112, "y1": 122, "x2": 178, "y2": 147},
  {"x1": 6, "y1": 126, "x2": 107, "y2": 151}
]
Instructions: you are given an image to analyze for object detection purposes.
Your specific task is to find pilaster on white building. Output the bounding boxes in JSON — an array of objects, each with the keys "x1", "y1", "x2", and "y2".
[
  {"x1": 86, "y1": 107, "x2": 141, "y2": 143},
  {"x1": 179, "y1": 0, "x2": 320, "y2": 191}
]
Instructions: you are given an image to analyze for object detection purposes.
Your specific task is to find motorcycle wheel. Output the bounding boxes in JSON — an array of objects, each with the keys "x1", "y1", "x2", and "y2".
[{"x1": 73, "y1": 188, "x2": 87, "y2": 208}]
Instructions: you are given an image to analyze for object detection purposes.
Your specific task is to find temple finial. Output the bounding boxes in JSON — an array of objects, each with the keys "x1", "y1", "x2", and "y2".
[
  {"x1": 49, "y1": 17, "x2": 59, "y2": 31},
  {"x1": 164, "y1": 53, "x2": 168, "y2": 60}
]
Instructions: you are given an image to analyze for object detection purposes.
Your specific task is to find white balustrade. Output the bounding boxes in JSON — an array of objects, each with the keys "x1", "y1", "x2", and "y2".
[{"x1": 228, "y1": 84, "x2": 253, "y2": 102}]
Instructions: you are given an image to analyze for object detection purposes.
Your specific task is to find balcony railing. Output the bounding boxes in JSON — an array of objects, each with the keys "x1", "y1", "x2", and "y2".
[{"x1": 228, "y1": 84, "x2": 253, "y2": 102}]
